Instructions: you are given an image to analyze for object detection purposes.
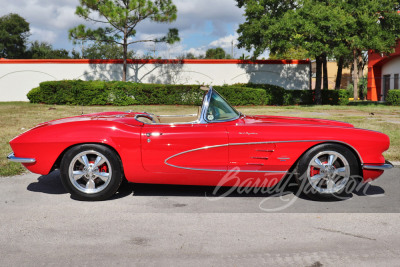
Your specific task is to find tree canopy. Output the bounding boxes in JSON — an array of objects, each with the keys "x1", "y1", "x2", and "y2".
[
  {"x1": 69, "y1": 0, "x2": 180, "y2": 81},
  {"x1": 72, "y1": 42, "x2": 136, "y2": 59},
  {"x1": 205, "y1": 47, "x2": 232, "y2": 59},
  {"x1": 236, "y1": 0, "x2": 400, "y2": 103},
  {"x1": 0, "y1": 13, "x2": 30, "y2": 59},
  {"x1": 26, "y1": 41, "x2": 70, "y2": 59}
]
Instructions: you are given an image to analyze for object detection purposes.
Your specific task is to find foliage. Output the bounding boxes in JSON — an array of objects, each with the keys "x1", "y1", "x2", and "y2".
[
  {"x1": 269, "y1": 47, "x2": 309, "y2": 60},
  {"x1": 358, "y1": 76, "x2": 368, "y2": 100},
  {"x1": 28, "y1": 81, "x2": 203, "y2": 106},
  {"x1": 0, "y1": 13, "x2": 30, "y2": 58},
  {"x1": 321, "y1": 89, "x2": 349, "y2": 106},
  {"x1": 181, "y1": 52, "x2": 197, "y2": 59},
  {"x1": 27, "y1": 81, "x2": 270, "y2": 106},
  {"x1": 69, "y1": 0, "x2": 180, "y2": 81},
  {"x1": 346, "y1": 83, "x2": 354, "y2": 99},
  {"x1": 236, "y1": 0, "x2": 400, "y2": 102},
  {"x1": 25, "y1": 41, "x2": 70, "y2": 59},
  {"x1": 213, "y1": 86, "x2": 266, "y2": 105},
  {"x1": 28, "y1": 81, "x2": 350, "y2": 107},
  {"x1": 76, "y1": 42, "x2": 136, "y2": 59},
  {"x1": 386, "y1": 90, "x2": 400, "y2": 106},
  {"x1": 205, "y1": 47, "x2": 232, "y2": 59}
]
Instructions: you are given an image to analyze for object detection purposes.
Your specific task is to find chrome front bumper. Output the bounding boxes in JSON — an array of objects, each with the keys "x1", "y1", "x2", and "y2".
[
  {"x1": 7, "y1": 152, "x2": 36, "y2": 163},
  {"x1": 363, "y1": 161, "x2": 394, "y2": 171}
]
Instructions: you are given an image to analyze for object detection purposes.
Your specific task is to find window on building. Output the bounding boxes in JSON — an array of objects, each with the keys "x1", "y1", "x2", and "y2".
[{"x1": 395, "y1": 74, "x2": 399, "y2": 89}]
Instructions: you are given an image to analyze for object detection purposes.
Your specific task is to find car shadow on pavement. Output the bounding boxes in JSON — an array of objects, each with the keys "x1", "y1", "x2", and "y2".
[
  {"x1": 26, "y1": 171, "x2": 386, "y2": 202},
  {"x1": 27, "y1": 170, "x2": 67, "y2": 195},
  {"x1": 294, "y1": 182, "x2": 385, "y2": 202},
  {"x1": 114, "y1": 180, "x2": 299, "y2": 200},
  {"x1": 353, "y1": 183, "x2": 385, "y2": 196}
]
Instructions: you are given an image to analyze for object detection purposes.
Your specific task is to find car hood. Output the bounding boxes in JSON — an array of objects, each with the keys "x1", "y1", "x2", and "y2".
[{"x1": 243, "y1": 115, "x2": 354, "y2": 128}]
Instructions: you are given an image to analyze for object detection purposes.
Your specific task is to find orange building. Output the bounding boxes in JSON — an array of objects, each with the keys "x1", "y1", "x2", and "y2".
[{"x1": 368, "y1": 40, "x2": 400, "y2": 101}]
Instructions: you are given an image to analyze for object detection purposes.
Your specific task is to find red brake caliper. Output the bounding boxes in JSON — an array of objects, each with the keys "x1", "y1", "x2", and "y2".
[{"x1": 310, "y1": 161, "x2": 327, "y2": 176}]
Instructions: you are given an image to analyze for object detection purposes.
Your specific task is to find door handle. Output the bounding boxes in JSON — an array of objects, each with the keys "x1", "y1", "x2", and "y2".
[{"x1": 146, "y1": 132, "x2": 163, "y2": 137}]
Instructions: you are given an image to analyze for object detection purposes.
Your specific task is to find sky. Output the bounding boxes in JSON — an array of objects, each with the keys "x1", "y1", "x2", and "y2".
[{"x1": 0, "y1": 0, "x2": 268, "y2": 59}]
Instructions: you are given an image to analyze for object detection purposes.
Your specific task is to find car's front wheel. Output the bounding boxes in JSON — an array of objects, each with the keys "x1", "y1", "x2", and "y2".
[
  {"x1": 296, "y1": 144, "x2": 360, "y2": 200},
  {"x1": 60, "y1": 144, "x2": 123, "y2": 201}
]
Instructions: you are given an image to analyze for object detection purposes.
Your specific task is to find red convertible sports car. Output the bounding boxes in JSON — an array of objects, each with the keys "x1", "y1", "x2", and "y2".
[{"x1": 8, "y1": 87, "x2": 393, "y2": 201}]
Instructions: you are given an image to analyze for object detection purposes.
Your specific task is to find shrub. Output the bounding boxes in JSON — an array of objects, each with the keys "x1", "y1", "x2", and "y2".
[
  {"x1": 386, "y1": 89, "x2": 400, "y2": 105},
  {"x1": 213, "y1": 86, "x2": 266, "y2": 105},
  {"x1": 28, "y1": 81, "x2": 263, "y2": 106},
  {"x1": 321, "y1": 89, "x2": 349, "y2": 105},
  {"x1": 26, "y1": 87, "x2": 42, "y2": 103},
  {"x1": 27, "y1": 80, "x2": 350, "y2": 106}
]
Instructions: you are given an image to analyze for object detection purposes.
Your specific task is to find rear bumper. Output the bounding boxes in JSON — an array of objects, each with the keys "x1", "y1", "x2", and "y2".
[
  {"x1": 7, "y1": 152, "x2": 36, "y2": 163},
  {"x1": 362, "y1": 161, "x2": 394, "y2": 171}
]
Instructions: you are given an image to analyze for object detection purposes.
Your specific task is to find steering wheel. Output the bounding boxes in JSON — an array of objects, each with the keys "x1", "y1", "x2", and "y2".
[{"x1": 208, "y1": 106, "x2": 220, "y2": 121}]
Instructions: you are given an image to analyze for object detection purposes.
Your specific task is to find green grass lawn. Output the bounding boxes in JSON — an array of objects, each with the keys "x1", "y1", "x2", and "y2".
[{"x1": 1, "y1": 102, "x2": 399, "y2": 177}]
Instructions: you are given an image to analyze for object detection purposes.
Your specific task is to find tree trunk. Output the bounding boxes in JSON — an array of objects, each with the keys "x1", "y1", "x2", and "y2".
[
  {"x1": 322, "y1": 53, "x2": 328, "y2": 90},
  {"x1": 353, "y1": 49, "x2": 359, "y2": 100},
  {"x1": 122, "y1": 28, "x2": 128, "y2": 82},
  {"x1": 358, "y1": 53, "x2": 364, "y2": 99},
  {"x1": 315, "y1": 54, "x2": 323, "y2": 104},
  {"x1": 335, "y1": 56, "x2": 344, "y2": 90}
]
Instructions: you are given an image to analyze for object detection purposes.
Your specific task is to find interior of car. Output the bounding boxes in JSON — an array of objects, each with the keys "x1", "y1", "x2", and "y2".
[{"x1": 134, "y1": 87, "x2": 241, "y2": 124}]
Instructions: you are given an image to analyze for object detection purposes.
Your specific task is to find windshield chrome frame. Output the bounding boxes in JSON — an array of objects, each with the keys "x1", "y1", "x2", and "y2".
[{"x1": 198, "y1": 86, "x2": 241, "y2": 124}]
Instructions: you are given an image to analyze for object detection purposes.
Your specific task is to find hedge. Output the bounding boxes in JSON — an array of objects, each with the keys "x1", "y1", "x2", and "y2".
[
  {"x1": 238, "y1": 83, "x2": 348, "y2": 105},
  {"x1": 27, "y1": 80, "x2": 264, "y2": 106},
  {"x1": 27, "y1": 80, "x2": 350, "y2": 106},
  {"x1": 213, "y1": 86, "x2": 266, "y2": 105},
  {"x1": 386, "y1": 89, "x2": 400, "y2": 106}
]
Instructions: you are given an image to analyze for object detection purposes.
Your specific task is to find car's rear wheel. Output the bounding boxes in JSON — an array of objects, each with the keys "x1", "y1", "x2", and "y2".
[
  {"x1": 296, "y1": 143, "x2": 359, "y2": 200},
  {"x1": 60, "y1": 144, "x2": 123, "y2": 201}
]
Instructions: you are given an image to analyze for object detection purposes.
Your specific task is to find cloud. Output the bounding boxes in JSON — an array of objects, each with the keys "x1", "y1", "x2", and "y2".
[
  {"x1": 210, "y1": 34, "x2": 238, "y2": 49},
  {"x1": 0, "y1": 0, "x2": 252, "y2": 57},
  {"x1": 30, "y1": 27, "x2": 57, "y2": 44}
]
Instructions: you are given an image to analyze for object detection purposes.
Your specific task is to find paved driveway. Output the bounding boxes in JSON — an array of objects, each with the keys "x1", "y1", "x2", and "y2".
[{"x1": 0, "y1": 168, "x2": 399, "y2": 266}]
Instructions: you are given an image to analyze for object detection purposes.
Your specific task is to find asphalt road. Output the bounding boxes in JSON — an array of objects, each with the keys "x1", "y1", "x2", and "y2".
[{"x1": 0, "y1": 167, "x2": 399, "y2": 266}]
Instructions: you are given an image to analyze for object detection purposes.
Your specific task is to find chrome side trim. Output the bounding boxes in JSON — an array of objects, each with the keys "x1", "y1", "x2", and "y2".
[
  {"x1": 363, "y1": 162, "x2": 394, "y2": 170},
  {"x1": 251, "y1": 157, "x2": 269, "y2": 160},
  {"x1": 164, "y1": 139, "x2": 359, "y2": 173},
  {"x1": 7, "y1": 152, "x2": 36, "y2": 163},
  {"x1": 247, "y1": 163, "x2": 264, "y2": 166},
  {"x1": 164, "y1": 143, "x2": 287, "y2": 173}
]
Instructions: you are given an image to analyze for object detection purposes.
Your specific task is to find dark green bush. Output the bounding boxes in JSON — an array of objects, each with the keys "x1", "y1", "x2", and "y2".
[
  {"x1": 28, "y1": 81, "x2": 261, "y2": 106},
  {"x1": 27, "y1": 80, "x2": 350, "y2": 106},
  {"x1": 213, "y1": 86, "x2": 266, "y2": 105},
  {"x1": 386, "y1": 89, "x2": 400, "y2": 106},
  {"x1": 26, "y1": 87, "x2": 42, "y2": 103},
  {"x1": 321, "y1": 89, "x2": 349, "y2": 105},
  {"x1": 239, "y1": 83, "x2": 347, "y2": 105}
]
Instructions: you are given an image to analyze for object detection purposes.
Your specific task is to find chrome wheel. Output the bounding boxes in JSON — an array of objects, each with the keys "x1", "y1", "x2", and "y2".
[
  {"x1": 306, "y1": 151, "x2": 350, "y2": 194},
  {"x1": 68, "y1": 150, "x2": 113, "y2": 194}
]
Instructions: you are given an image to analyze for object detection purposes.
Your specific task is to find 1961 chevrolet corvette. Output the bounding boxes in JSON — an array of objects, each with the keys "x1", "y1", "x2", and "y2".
[{"x1": 8, "y1": 87, "x2": 393, "y2": 201}]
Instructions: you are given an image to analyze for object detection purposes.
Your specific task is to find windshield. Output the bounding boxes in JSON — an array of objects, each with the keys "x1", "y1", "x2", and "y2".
[{"x1": 206, "y1": 90, "x2": 240, "y2": 122}]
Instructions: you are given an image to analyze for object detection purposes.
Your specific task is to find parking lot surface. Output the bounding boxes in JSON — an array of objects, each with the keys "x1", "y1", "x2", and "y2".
[{"x1": 0, "y1": 168, "x2": 399, "y2": 266}]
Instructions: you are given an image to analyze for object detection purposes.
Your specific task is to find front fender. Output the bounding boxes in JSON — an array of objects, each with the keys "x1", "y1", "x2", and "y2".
[{"x1": 9, "y1": 120, "x2": 142, "y2": 176}]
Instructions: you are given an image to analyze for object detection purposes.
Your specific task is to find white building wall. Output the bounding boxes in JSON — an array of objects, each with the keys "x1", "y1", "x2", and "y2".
[
  {"x1": 0, "y1": 60, "x2": 310, "y2": 101},
  {"x1": 382, "y1": 57, "x2": 400, "y2": 90}
]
